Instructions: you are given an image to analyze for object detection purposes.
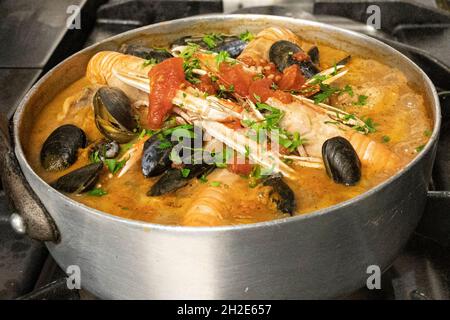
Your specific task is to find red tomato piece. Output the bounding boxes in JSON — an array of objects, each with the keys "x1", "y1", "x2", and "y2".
[
  {"x1": 277, "y1": 64, "x2": 305, "y2": 91},
  {"x1": 219, "y1": 63, "x2": 253, "y2": 97},
  {"x1": 148, "y1": 57, "x2": 187, "y2": 129}
]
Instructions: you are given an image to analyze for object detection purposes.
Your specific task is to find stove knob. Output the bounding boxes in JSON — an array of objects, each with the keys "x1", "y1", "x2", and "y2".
[{"x1": 9, "y1": 212, "x2": 26, "y2": 235}]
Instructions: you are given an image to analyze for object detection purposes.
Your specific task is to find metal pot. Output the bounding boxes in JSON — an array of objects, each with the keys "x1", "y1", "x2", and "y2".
[{"x1": 8, "y1": 14, "x2": 440, "y2": 299}]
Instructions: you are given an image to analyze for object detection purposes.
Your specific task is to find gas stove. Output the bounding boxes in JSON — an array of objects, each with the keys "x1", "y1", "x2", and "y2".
[{"x1": 0, "y1": 0, "x2": 449, "y2": 300}]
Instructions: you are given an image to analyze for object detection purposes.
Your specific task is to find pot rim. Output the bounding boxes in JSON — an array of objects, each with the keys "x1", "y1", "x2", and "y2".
[{"x1": 13, "y1": 14, "x2": 441, "y2": 233}]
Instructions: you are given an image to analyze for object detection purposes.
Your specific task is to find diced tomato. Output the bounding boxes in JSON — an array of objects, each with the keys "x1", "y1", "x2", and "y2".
[
  {"x1": 248, "y1": 78, "x2": 293, "y2": 104},
  {"x1": 277, "y1": 64, "x2": 305, "y2": 91},
  {"x1": 292, "y1": 51, "x2": 309, "y2": 62},
  {"x1": 219, "y1": 63, "x2": 253, "y2": 97},
  {"x1": 195, "y1": 74, "x2": 217, "y2": 95},
  {"x1": 248, "y1": 78, "x2": 273, "y2": 102},
  {"x1": 228, "y1": 162, "x2": 253, "y2": 176},
  {"x1": 148, "y1": 57, "x2": 187, "y2": 129}
]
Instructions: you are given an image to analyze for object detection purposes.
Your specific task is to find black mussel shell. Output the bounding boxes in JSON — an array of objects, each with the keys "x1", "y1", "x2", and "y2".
[
  {"x1": 322, "y1": 136, "x2": 361, "y2": 186},
  {"x1": 148, "y1": 163, "x2": 214, "y2": 196},
  {"x1": 269, "y1": 40, "x2": 320, "y2": 78},
  {"x1": 93, "y1": 87, "x2": 138, "y2": 143},
  {"x1": 119, "y1": 44, "x2": 173, "y2": 63},
  {"x1": 142, "y1": 135, "x2": 174, "y2": 178},
  {"x1": 337, "y1": 55, "x2": 351, "y2": 66},
  {"x1": 40, "y1": 124, "x2": 87, "y2": 171},
  {"x1": 212, "y1": 39, "x2": 246, "y2": 58},
  {"x1": 307, "y1": 46, "x2": 320, "y2": 65},
  {"x1": 51, "y1": 162, "x2": 103, "y2": 194},
  {"x1": 263, "y1": 173, "x2": 296, "y2": 215}
]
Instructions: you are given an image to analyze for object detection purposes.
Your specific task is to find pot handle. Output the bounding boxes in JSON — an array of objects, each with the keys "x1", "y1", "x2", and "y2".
[{"x1": 0, "y1": 122, "x2": 60, "y2": 242}]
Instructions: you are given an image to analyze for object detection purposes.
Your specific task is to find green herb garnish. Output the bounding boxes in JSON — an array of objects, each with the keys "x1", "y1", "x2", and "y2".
[
  {"x1": 382, "y1": 135, "x2": 391, "y2": 143},
  {"x1": 416, "y1": 144, "x2": 425, "y2": 152},
  {"x1": 202, "y1": 33, "x2": 223, "y2": 49},
  {"x1": 215, "y1": 50, "x2": 230, "y2": 66},
  {"x1": 181, "y1": 168, "x2": 191, "y2": 178},
  {"x1": 88, "y1": 188, "x2": 107, "y2": 197},
  {"x1": 199, "y1": 174, "x2": 208, "y2": 183},
  {"x1": 353, "y1": 94, "x2": 368, "y2": 106},
  {"x1": 239, "y1": 30, "x2": 255, "y2": 42},
  {"x1": 210, "y1": 181, "x2": 222, "y2": 187},
  {"x1": 104, "y1": 158, "x2": 127, "y2": 174},
  {"x1": 142, "y1": 58, "x2": 157, "y2": 67}
]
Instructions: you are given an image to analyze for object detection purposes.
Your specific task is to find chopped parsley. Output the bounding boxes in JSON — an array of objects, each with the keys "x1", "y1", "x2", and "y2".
[
  {"x1": 142, "y1": 58, "x2": 157, "y2": 67},
  {"x1": 180, "y1": 43, "x2": 201, "y2": 84},
  {"x1": 217, "y1": 84, "x2": 235, "y2": 98},
  {"x1": 104, "y1": 158, "x2": 127, "y2": 174},
  {"x1": 180, "y1": 168, "x2": 191, "y2": 178},
  {"x1": 313, "y1": 83, "x2": 341, "y2": 104},
  {"x1": 210, "y1": 181, "x2": 222, "y2": 187},
  {"x1": 88, "y1": 188, "x2": 107, "y2": 197},
  {"x1": 352, "y1": 117, "x2": 377, "y2": 134},
  {"x1": 416, "y1": 144, "x2": 425, "y2": 153},
  {"x1": 239, "y1": 30, "x2": 255, "y2": 42},
  {"x1": 424, "y1": 129, "x2": 432, "y2": 137},
  {"x1": 89, "y1": 150, "x2": 101, "y2": 163},
  {"x1": 215, "y1": 50, "x2": 230, "y2": 66},
  {"x1": 199, "y1": 174, "x2": 208, "y2": 183},
  {"x1": 202, "y1": 33, "x2": 223, "y2": 49},
  {"x1": 242, "y1": 102, "x2": 305, "y2": 152},
  {"x1": 158, "y1": 139, "x2": 172, "y2": 150},
  {"x1": 353, "y1": 94, "x2": 368, "y2": 106},
  {"x1": 382, "y1": 135, "x2": 391, "y2": 143}
]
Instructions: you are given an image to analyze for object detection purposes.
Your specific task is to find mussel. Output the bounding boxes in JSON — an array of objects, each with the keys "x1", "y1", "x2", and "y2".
[
  {"x1": 307, "y1": 46, "x2": 320, "y2": 65},
  {"x1": 40, "y1": 124, "x2": 87, "y2": 171},
  {"x1": 141, "y1": 135, "x2": 174, "y2": 177},
  {"x1": 91, "y1": 139, "x2": 120, "y2": 160},
  {"x1": 263, "y1": 173, "x2": 296, "y2": 215},
  {"x1": 51, "y1": 162, "x2": 103, "y2": 193},
  {"x1": 119, "y1": 44, "x2": 173, "y2": 63},
  {"x1": 172, "y1": 35, "x2": 246, "y2": 58},
  {"x1": 93, "y1": 87, "x2": 138, "y2": 143},
  {"x1": 337, "y1": 55, "x2": 351, "y2": 66},
  {"x1": 322, "y1": 136, "x2": 361, "y2": 186},
  {"x1": 212, "y1": 39, "x2": 246, "y2": 58},
  {"x1": 148, "y1": 163, "x2": 214, "y2": 196},
  {"x1": 269, "y1": 40, "x2": 320, "y2": 78}
]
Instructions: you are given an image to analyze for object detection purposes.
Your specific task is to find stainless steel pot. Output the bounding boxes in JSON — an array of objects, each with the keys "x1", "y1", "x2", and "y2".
[{"x1": 9, "y1": 14, "x2": 440, "y2": 299}]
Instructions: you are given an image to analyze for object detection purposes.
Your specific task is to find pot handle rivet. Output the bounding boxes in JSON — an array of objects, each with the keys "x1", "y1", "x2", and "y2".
[{"x1": 9, "y1": 212, "x2": 27, "y2": 235}]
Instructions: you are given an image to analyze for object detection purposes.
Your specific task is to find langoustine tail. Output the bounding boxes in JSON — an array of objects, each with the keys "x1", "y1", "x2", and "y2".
[
  {"x1": 183, "y1": 170, "x2": 240, "y2": 226},
  {"x1": 346, "y1": 131, "x2": 402, "y2": 172}
]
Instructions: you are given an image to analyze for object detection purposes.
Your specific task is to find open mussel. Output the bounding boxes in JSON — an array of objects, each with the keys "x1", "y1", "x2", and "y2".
[
  {"x1": 51, "y1": 162, "x2": 103, "y2": 193},
  {"x1": 263, "y1": 173, "x2": 296, "y2": 215},
  {"x1": 91, "y1": 139, "x2": 120, "y2": 160},
  {"x1": 322, "y1": 136, "x2": 361, "y2": 186},
  {"x1": 269, "y1": 40, "x2": 320, "y2": 78},
  {"x1": 119, "y1": 44, "x2": 173, "y2": 63},
  {"x1": 148, "y1": 163, "x2": 214, "y2": 196},
  {"x1": 93, "y1": 87, "x2": 138, "y2": 143},
  {"x1": 40, "y1": 124, "x2": 87, "y2": 171},
  {"x1": 142, "y1": 135, "x2": 174, "y2": 177},
  {"x1": 307, "y1": 46, "x2": 320, "y2": 65}
]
